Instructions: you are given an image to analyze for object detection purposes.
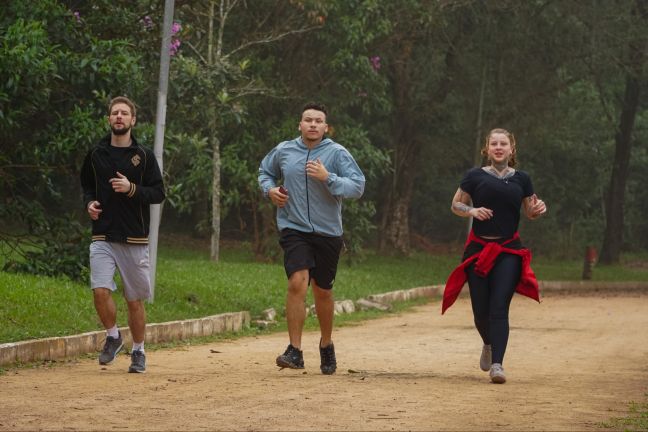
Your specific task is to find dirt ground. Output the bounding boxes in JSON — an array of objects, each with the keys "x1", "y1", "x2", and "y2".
[{"x1": 1, "y1": 292, "x2": 647, "y2": 431}]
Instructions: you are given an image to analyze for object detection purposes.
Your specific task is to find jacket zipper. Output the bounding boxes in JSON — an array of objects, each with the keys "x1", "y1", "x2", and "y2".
[{"x1": 305, "y1": 148, "x2": 315, "y2": 232}]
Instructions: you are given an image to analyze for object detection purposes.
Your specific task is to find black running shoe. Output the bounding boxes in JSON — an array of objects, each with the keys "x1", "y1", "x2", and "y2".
[
  {"x1": 98, "y1": 332, "x2": 123, "y2": 365},
  {"x1": 128, "y1": 350, "x2": 146, "y2": 373},
  {"x1": 319, "y1": 341, "x2": 337, "y2": 375},
  {"x1": 276, "y1": 344, "x2": 304, "y2": 369}
]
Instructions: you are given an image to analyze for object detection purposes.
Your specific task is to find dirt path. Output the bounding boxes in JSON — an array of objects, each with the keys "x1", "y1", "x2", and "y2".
[{"x1": 1, "y1": 292, "x2": 647, "y2": 431}]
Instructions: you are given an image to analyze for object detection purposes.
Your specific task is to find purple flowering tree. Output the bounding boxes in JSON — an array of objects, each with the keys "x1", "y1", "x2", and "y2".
[{"x1": 170, "y1": 22, "x2": 182, "y2": 56}]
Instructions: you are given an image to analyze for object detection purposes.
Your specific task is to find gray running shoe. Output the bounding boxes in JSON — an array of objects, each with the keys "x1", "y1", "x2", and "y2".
[
  {"x1": 128, "y1": 350, "x2": 146, "y2": 373},
  {"x1": 480, "y1": 344, "x2": 492, "y2": 371},
  {"x1": 319, "y1": 341, "x2": 337, "y2": 375},
  {"x1": 276, "y1": 344, "x2": 304, "y2": 369},
  {"x1": 98, "y1": 332, "x2": 123, "y2": 365},
  {"x1": 490, "y1": 363, "x2": 506, "y2": 384}
]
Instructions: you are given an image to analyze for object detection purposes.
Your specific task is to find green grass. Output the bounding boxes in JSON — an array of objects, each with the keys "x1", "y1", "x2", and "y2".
[
  {"x1": 0, "y1": 272, "x2": 92, "y2": 341},
  {"x1": 0, "y1": 239, "x2": 646, "y2": 344},
  {"x1": 601, "y1": 395, "x2": 648, "y2": 431},
  {"x1": 0, "y1": 241, "x2": 452, "y2": 343},
  {"x1": 533, "y1": 253, "x2": 648, "y2": 282}
]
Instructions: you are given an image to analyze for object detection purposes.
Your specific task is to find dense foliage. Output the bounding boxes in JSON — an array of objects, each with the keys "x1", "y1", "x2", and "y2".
[{"x1": 1, "y1": 0, "x2": 647, "y2": 277}]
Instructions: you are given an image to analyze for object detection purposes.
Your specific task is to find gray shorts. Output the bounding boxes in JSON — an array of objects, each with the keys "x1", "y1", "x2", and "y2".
[{"x1": 89, "y1": 241, "x2": 152, "y2": 301}]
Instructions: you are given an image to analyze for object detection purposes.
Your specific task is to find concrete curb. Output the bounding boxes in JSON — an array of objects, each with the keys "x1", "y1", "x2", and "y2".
[
  {"x1": 444, "y1": 281, "x2": 648, "y2": 299},
  {"x1": 399, "y1": 281, "x2": 648, "y2": 300},
  {"x1": 367, "y1": 285, "x2": 444, "y2": 304},
  {"x1": 539, "y1": 280, "x2": 648, "y2": 292},
  {"x1": 0, "y1": 311, "x2": 250, "y2": 367},
  {"x1": 360, "y1": 281, "x2": 648, "y2": 306},
  {"x1": 2, "y1": 280, "x2": 646, "y2": 367}
]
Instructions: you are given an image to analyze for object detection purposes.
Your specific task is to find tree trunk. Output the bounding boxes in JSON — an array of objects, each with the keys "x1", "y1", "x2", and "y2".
[
  {"x1": 378, "y1": 38, "x2": 415, "y2": 255},
  {"x1": 379, "y1": 31, "x2": 459, "y2": 254},
  {"x1": 379, "y1": 120, "x2": 417, "y2": 255},
  {"x1": 473, "y1": 64, "x2": 487, "y2": 167},
  {"x1": 210, "y1": 130, "x2": 221, "y2": 261},
  {"x1": 252, "y1": 203, "x2": 278, "y2": 262},
  {"x1": 599, "y1": 1, "x2": 646, "y2": 264},
  {"x1": 380, "y1": 169, "x2": 415, "y2": 254},
  {"x1": 208, "y1": 0, "x2": 220, "y2": 262},
  {"x1": 599, "y1": 73, "x2": 641, "y2": 264}
]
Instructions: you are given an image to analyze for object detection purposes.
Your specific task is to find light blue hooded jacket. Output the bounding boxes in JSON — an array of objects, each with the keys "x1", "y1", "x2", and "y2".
[{"x1": 258, "y1": 137, "x2": 365, "y2": 237}]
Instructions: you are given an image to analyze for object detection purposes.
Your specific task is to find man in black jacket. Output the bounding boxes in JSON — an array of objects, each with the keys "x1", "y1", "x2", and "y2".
[{"x1": 80, "y1": 96, "x2": 165, "y2": 373}]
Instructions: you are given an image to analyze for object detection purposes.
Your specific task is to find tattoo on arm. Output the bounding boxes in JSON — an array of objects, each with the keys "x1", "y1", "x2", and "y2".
[
  {"x1": 451, "y1": 188, "x2": 473, "y2": 216},
  {"x1": 453, "y1": 190, "x2": 473, "y2": 215},
  {"x1": 453, "y1": 202, "x2": 473, "y2": 214}
]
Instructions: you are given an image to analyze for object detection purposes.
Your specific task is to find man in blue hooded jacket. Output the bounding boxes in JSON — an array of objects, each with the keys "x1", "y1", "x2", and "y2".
[{"x1": 258, "y1": 102, "x2": 365, "y2": 374}]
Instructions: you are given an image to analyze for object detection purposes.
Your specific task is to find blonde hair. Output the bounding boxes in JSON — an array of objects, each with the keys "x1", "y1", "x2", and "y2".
[{"x1": 481, "y1": 128, "x2": 517, "y2": 167}]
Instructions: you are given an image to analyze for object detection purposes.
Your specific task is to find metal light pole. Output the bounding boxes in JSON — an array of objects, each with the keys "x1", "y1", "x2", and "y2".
[{"x1": 149, "y1": 0, "x2": 175, "y2": 301}]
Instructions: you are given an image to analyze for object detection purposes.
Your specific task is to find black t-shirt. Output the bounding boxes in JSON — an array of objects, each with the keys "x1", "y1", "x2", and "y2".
[{"x1": 460, "y1": 167, "x2": 534, "y2": 238}]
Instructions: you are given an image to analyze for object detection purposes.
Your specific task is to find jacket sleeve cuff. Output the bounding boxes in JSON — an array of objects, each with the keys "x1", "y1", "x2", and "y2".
[
  {"x1": 326, "y1": 172, "x2": 338, "y2": 187},
  {"x1": 127, "y1": 183, "x2": 137, "y2": 198}
]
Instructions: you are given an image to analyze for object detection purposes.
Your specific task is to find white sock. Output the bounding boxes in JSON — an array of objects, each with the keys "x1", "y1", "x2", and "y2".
[
  {"x1": 132, "y1": 342, "x2": 144, "y2": 353},
  {"x1": 107, "y1": 325, "x2": 119, "y2": 339}
]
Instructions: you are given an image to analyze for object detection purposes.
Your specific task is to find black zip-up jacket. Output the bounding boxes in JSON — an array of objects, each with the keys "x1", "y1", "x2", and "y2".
[{"x1": 80, "y1": 134, "x2": 165, "y2": 244}]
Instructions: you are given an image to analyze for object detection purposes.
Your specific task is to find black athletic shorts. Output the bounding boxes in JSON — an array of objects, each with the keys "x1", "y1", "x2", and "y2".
[{"x1": 279, "y1": 228, "x2": 344, "y2": 289}]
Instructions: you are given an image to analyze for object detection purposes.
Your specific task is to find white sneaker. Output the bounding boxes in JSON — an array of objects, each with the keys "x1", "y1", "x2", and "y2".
[
  {"x1": 480, "y1": 344, "x2": 492, "y2": 371},
  {"x1": 490, "y1": 363, "x2": 506, "y2": 384}
]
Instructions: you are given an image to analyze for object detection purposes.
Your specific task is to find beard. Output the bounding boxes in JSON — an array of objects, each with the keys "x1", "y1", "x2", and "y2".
[{"x1": 111, "y1": 124, "x2": 131, "y2": 136}]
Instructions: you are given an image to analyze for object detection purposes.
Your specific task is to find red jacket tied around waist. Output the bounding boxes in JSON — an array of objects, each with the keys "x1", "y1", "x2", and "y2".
[{"x1": 441, "y1": 231, "x2": 539, "y2": 314}]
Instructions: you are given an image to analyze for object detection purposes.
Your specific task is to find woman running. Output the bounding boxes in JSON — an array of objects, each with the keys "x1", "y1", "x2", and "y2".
[{"x1": 443, "y1": 128, "x2": 547, "y2": 384}]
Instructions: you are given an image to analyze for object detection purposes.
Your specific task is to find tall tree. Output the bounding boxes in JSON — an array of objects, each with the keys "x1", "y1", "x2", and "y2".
[
  {"x1": 376, "y1": 1, "x2": 473, "y2": 254},
  {"x1": 600, "y1": 0, "x2": 648, "y2": 263},
  {"x1": 0, "y1": 0, "x2": 148, "y2": 278},
  {"x1": 167, "y1": 0, "x2": 318, "y2": 261}
]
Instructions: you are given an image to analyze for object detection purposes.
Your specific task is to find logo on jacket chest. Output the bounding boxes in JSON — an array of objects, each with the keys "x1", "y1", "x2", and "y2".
[{"x1": 131, "y1": 154, "x2": 141, "y2": 167}]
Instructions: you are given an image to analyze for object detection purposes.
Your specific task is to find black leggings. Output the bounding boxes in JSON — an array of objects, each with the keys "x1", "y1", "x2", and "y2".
[{"x1": 467, "y1": 253, "x2": 521, "y2": 365}]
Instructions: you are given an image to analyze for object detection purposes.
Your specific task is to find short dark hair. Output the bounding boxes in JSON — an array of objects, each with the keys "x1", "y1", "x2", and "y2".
[
  {"x1": 109, "y1": 96, "x2": 137, "y2": 117},
  {"x1": 302, "y1": 102, "x2": 328, "y2": 118}
]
